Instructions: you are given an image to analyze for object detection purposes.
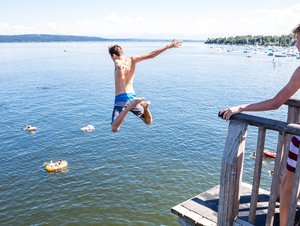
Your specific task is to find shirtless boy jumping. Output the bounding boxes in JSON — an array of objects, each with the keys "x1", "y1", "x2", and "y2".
[{"x1": 109, "y1": 39, "x2": 182, "y2": 132}]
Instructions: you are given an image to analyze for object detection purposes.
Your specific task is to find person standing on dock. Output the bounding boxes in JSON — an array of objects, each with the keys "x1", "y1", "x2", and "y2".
[
  {"x1": 109, "y1": 39, "x2": 182, "y2": 132},
  {"x1": 219, "y1": 24, "x2": 300, "y2": 226}
]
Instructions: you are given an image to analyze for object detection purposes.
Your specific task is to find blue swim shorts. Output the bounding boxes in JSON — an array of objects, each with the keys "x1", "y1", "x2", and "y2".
[{"x1": 111, "y1": 93, "x2": 145, "y2": 124}]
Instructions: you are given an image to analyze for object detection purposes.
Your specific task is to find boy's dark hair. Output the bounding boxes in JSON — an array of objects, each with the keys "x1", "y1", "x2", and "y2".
[
  {"x1": 108, "y1": 45, "x2": 123, "y2": 57},
  {"x1": 293, "y1": 24, "x2": 300, "y2": 35}
]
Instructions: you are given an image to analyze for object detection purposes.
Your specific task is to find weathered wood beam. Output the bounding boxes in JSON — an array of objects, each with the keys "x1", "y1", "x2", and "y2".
[
  {"x1": 248, "y1": 127, "x2": 266, "y2": 224},
  {"x1": 218, "y1": 112, "x2": 300, "y2": 136},
  {"x1": 285, "y1": 98, "x2": 300, "y2": 108},
  {"x1": 218, "y1": 121, "x2": 247, "y2": 225}
]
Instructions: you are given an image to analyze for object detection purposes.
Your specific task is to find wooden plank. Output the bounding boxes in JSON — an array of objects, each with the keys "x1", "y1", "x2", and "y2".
[
  {"x1": 237, "y1": 183, "x2": 280, "y2": 225},
  {"x1": 265, "y1": 132, "x2": 286, "y2": 226},
  {"x1": 285, "y1": 98, "x2": 300, "y2": 108},
  {"x1": 171, "y1": 184, "x2": 224, "y2": 225},
  {"x1": 197, "y1": 217, "x2": 217, "y2": 226},
  {"x1": 249, "y1": 127, "x2": 266, "y2": 224},
  {"x1": 180, "y1": 186, "x2": 219, "y2": 222},
  {"x1": 218, "y1": 113, "x2": 300, "y2": 136},
  {"x1": 234, "y1": 218, "x2": 256, "y2": 226},
  {"x1": 172, "y1": 203, "x2": 216, "y2": 226},
  {"x1": 287, "y1": 106, "x2": 300, "y2": 124},
  {"x1": 171, "y1": 183, "x2": 276, "y2": 226},
  {"x1": 218, "y1": 121, "x2": 247, "y2": 226},
  {"x1": 287, "y1": 145, "x2": 300, "y2": 226}
]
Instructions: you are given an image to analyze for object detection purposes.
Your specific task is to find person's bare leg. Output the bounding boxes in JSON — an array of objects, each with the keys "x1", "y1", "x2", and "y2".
[
  {"x1": 112, "y1": 98, "x2": 144, "y2": 132},
  {"x1": 280, "y1": 170, "x2": 295, "y2": 226},
  {"x1": 140, "y1": 101, "x2": 152, "y2": 125}
]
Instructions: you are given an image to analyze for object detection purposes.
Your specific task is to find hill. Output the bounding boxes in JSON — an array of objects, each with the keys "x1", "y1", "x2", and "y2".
[
  {"x1": 0, "y1": 34, "x2": 202, "y2": 43},
  {"x1": 0, "y1": 34, "x2": 107, "y2": 42}
]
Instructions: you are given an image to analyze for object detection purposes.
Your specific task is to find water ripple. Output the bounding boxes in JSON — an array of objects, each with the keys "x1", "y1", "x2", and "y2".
[{"x1": 1, "y1": 42, "x2": 297, "y2": 225}]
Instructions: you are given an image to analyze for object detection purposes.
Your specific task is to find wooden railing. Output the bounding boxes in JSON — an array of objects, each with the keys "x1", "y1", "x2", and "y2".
[{"x1": 218, "y1": 98, "x2": 300, "y2": 226}]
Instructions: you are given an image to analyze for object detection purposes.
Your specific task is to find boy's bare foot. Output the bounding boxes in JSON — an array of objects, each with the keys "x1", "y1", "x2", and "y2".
[
  {"x1": 126, "y1": 97, "x2": 144, "y2": 109},
  {"x1": 140, "y1": 101, "x2": 150, "y2": 110}
]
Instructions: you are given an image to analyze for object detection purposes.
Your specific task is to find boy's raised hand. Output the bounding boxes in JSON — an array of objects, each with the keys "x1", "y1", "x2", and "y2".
[{"x1": 169, "y1": 39, "x2": 183, "y2": 48}]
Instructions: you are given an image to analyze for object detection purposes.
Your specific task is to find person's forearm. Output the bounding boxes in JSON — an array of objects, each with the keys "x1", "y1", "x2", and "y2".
[
  {"x1": 131, "y1": 40, "x2": 181, "y2": 63},
  {"x1": 240, "y1": 98, "x2": 282, "y2": 113},
  {"x1": 147, "y1": 45, "x2": 171, "y2": 58}
]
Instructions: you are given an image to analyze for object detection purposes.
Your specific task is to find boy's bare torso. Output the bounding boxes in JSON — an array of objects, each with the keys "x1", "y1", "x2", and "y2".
[{"x1": 114, "y1": 57, "x2": 136, "y2": 96}]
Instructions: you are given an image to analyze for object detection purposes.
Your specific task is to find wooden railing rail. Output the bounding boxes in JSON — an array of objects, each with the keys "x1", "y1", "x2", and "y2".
[
  {"x1": 218, "y1": 100, "x2": 300, "y2": 226},
  {"x1": 218, "y1": 112, "x2": 300, "y2": 136},
  {"x1": 285, "y1": 98, "x2": 300, "y2": 108}
]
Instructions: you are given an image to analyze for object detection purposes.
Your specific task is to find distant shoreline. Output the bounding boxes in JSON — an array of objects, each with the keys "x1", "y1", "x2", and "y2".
[
  {"x1": 0, "y1": 34, "x2": 202, "y2": 43},
  {"x1": 205, "y1": 34, "x2": 294, "y2": 47}
]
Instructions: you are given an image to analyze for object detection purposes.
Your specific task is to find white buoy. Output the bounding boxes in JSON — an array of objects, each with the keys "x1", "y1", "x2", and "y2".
[{"x1": 80, "y1": 125, "x2": 95, "y2": 132}]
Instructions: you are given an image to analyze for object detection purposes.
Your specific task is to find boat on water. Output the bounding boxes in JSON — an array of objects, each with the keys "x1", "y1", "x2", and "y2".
[
  {"x1": 44, "y1": 160, "x2": 68, "y2": 172},
  {"x1": 274, "y1": 52, "x2": 287, "y2": 57},
  {"x1": 263, "y1": 149, "x2": 276, "y2": 158}
]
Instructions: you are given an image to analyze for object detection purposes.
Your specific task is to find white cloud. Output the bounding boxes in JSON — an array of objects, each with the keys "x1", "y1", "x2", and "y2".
[
  {"x1": 250, "y1": 3, "x2": 300, "y2": 35},
  {"x1": 0, "y1": 22, "x2": 64, "y2": 35},
  {"x1": 1, "y1": 3, "x2": 300, "y2": 39},
  {"x1": 99, "y1": 13, "x2": 145, "y2": 37},
  {"x1": 0, "y1": 13, "x2": 199, "y2": 39},
  {"x1": 96, "y1": 3, "x2": 300, "y2": 38},
  {"x1": 202, "y1": 3, "x2": 300, "y2": 37},
  {"x1": 97, "y1": 13, "x2": 190, "y2": 38}
]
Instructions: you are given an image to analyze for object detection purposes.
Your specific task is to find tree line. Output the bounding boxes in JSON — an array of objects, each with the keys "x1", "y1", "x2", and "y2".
[{"x1": 205, "y1": 34, "x2": 295, "y2": 46}]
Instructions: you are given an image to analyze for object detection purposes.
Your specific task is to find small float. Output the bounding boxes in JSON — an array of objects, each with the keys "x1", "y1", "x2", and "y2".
[
  {"x1": 44, "y1": 160, "x2": 68, "y2": 172},
  {"x1": 80, "y1": 124, "x2": 95, "y2": 132},
  {"x1": 263, "y1": 149, "x2": 276, "y2": 159},
  {"x1": 24, "y1": 125, "x2": 37, "y2": 132}
]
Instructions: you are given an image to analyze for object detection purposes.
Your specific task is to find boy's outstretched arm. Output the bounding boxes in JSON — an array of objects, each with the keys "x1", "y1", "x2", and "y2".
[{"x1": 132, "y1": 39, "x2": 182, "y2": 63}]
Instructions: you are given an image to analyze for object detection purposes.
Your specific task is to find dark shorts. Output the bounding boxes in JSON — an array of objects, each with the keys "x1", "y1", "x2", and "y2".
[{"x1": 111, "y1": 93, "x2": 145, "y2": 124}]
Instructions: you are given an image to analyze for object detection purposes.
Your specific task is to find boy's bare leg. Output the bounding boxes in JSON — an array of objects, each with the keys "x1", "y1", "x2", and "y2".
[
  {"x1": 140, "y1": 101, "x2": 152, "y2": 125},
  {"x1": 112, "y1": 98, "x2": 144, "y2": 132},
  {"x1": 280, "y1": 170, "x2": 295, "y2": 226}
]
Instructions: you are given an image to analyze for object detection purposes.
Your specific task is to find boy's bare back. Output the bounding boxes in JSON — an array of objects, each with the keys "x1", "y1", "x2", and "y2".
[{"x1": 114, "y1": 57, "x2": 136, "y2": 95}]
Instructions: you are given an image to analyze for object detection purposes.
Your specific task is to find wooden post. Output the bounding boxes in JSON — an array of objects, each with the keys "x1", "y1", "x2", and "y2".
[
  {"x1": 265, "y1": 132, "x2": 287, "y2": 226},
  {"x1": 218, "y1": 121, "x2": 247, "y2": 226},
  {"x1": 286, "y1": 145, "x2": 300, "y2": 226},
  {"x1": 248, "y1": 127, "x2": 266, "y2": 224}
]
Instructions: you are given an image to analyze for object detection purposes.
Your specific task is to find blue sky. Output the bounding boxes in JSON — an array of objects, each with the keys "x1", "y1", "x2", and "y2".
[{"x1": 1, "y1": 0, "x2": 300, "y2": 39}]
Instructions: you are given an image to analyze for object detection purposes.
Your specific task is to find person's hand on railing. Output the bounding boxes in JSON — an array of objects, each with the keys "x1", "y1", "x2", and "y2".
[{"x1": 219, "y1": 105, "x2": 242, "y2": 121}]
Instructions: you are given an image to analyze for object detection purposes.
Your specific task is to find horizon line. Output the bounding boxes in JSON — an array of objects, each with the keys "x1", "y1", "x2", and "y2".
[{"x1": 0, "y1": 33, "x2": 204, "y2": 42}]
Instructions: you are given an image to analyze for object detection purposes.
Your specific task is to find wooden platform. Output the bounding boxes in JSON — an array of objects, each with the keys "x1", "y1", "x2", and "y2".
[{"x1": 171, "y1": 182, "x2": 282, "y2": 226}]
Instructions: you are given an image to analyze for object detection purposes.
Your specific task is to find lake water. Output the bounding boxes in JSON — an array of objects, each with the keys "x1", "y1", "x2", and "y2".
[{"x1": 0, "y1": 41, "x2": 299, "y2": 225}]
